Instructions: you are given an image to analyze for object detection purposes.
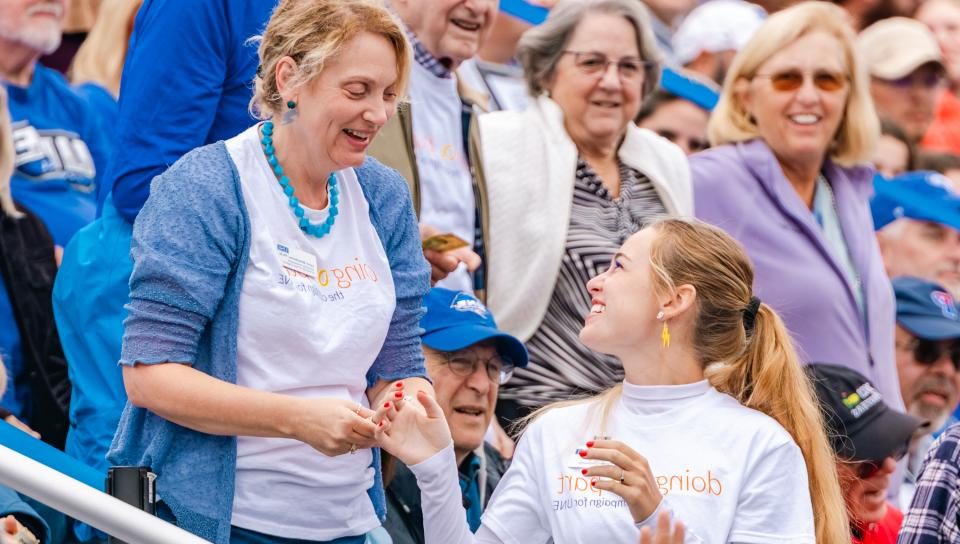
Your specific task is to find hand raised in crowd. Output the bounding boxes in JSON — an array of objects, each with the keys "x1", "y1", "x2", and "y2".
[
  {"x1": 1, "y1": 515, "x2": 36, "y2": 544},
  {"x1": 580, "y1": 440, "x2": 662, "y2": 524},
  {"x1": 640, "y1": 512, "x2": 685, "y2": 544},
  {"x1": 294, "y1": 397, "x2": 379, "y2": 457},
  {"x1": 419, "y1": 224, "x2": 481, "y2": 286},
  {"x1": 374, "y1": 390, "x2": 452, "y2": 466}
]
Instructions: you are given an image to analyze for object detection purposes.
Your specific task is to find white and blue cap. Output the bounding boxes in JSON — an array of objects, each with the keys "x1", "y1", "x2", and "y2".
[
  {"x1": 893, "y1": 276, "x2": 960, "y2": 340},
  {"x1": 420, "y1": 288, "x2": 529, "y2": 368}
]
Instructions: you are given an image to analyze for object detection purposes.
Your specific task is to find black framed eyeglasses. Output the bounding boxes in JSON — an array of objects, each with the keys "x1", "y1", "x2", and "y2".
[
  {"x1": 849, "y1": 441, "x2": 909, "y2": 480},
  {"x1": 562, "y1": 51, "x2": 652, "y2": 81},
  {"x1": 895, "y1": 337, "x2": 960, "y2": 371},
  {"x1": 436, "y1": 348, "x2": 515, "y2": 385}
]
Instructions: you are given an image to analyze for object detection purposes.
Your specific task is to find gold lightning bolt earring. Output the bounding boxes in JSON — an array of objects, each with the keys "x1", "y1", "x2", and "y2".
[{"x1": 658, "y1": 311, "x2": 670, "y2": 348}]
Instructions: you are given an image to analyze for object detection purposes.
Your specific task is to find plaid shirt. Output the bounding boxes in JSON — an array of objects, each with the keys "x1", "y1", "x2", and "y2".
[
  {"x1": 898, "y1": 425, "x2": 960, "y2": 543},
  {"x1": 404, "y1": 25, "x2": 452, "y2": 79}
]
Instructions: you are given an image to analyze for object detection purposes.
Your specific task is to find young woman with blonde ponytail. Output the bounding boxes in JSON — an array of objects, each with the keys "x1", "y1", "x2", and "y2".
[{"x1": 376, "y1": 218, "x2": 848, "y2": 544}]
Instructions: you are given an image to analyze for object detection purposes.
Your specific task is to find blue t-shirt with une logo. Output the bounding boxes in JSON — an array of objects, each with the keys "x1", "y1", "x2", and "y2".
[{"x1": 6, "y1": 64, "x2": 111, "y2": 246}]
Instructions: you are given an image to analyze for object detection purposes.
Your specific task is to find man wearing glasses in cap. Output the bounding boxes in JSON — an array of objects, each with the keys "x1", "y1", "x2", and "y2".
[
  {"x1": 806, "y1": 363, "x2": 928, "y2": 544},
  {"x1": 892, "y1": 277, "x2": 960, "y2": 506},
  {"x1": 383, "y1": 288, "x2": 528, "y2": 544}
]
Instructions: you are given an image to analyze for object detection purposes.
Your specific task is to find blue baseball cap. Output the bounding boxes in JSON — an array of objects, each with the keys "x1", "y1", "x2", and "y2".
[
  {"x1": 893, "y1": 276, "x2": 960, "y2": 340},
  {"x1": 872, "y1": 171, "x2": 960, "y2": 232},
  {"x1": 420, "y1": 288, "x2": 529, "y2": 368}
]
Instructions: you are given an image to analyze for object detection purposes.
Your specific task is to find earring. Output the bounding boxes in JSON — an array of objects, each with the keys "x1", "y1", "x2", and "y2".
[
  {"x1": 287, "y1": 100, "x2": 297, "y2": 109},
  {"x1": 657, "y1": 312, "x2": 664, "y2": 320},
  {"x1": 662, "y1": 320, "x2": 670, "y2": 348}
]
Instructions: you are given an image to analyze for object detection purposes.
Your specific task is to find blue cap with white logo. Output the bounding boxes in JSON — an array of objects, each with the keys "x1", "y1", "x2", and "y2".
[
  {"x1": 420, "y1": 288, "x2": 529, "y2": 367},
  {"x1": 871, "y1": 171, "x2": 960, "y2": 232},
  {"x1": 892, "y1": 276, "x2": 960, "y2": 340}
]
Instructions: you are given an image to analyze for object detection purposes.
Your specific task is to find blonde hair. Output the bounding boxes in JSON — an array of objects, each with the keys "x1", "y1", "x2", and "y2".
[
  {"x1": 70, "y1": 0, "x2": 143, "y2": 96},
  {"x1": 709, "y1": 1, "x2": 879, "y2": 167},
  {"x1": 249, "y1": 0, "x2": 411, "y2": 119},
  {"x1": 0, "y1": 86, "x2": 22, "y2": 219},
  {"x1": 518, "y1": 219, "x2": 849, "y2": 544}
]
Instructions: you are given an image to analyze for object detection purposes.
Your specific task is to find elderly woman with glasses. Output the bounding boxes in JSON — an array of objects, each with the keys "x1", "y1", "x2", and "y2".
[
  {"x1": 690, "y1": 3, "x2": 901, "y2": 412},
  {"x1": 478, "y1": 0, "x2": 692, "y2": 422}
]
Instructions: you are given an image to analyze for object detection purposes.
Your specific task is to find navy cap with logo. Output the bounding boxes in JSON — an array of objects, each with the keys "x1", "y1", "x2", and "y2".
[
  {"x1": 420, "y1": 288, "x2": 529, "y2": 368},
  {"x1": 805, "y1": 363, "x2": 927, "y2": 462},
  {"x1": 893, "y1": 276, "x2": 960, "y2": 341}
]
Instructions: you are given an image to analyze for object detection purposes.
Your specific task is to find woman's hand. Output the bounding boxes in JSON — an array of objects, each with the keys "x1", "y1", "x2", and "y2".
[
  {"x1": 2, "y1": 415, "x2": 40, "y2": 440},
  {"x1": 640, "y1": 511, "x2": 685, "y2": 544},
  {"x1": 580, "y1": 440, "x2": 662, "y2": 524},
  {"x1": 1, "y1": 515, "x2": 37, "y2": 544},
  {"x1": 374, "y1": 390, "x2": 451, "y2": 466},
  {"x1": 293, "y1": 398, "x2": 378, "y2": 456}
]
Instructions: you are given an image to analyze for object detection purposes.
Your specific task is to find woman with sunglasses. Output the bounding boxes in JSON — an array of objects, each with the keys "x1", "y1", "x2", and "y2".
[
  {"x1": 476, "y1": 0, "x2": 693, "y2": 429},
  {"x1": 690, "y1": 4, "x2": 900, "y2": 414},
  {"x1": 806, "y1": 363, "x2": 928, "y2": 543}
]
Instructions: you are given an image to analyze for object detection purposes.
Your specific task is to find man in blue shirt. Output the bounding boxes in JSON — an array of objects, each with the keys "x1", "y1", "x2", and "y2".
[
  {"x1": 0, "y1": 0, "x2": 110, "y2": 248},
  {"x1": 101, "y1": 0, "x2": 278, "y2": 220}
]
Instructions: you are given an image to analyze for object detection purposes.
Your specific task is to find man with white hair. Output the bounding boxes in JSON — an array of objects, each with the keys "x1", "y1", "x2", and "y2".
[
  {"x1": 873, "y1": 171, "x2": 960, "y2": 299},
  {"x1": 0, "y1": 0, "x2": 110, "y2": 248}
]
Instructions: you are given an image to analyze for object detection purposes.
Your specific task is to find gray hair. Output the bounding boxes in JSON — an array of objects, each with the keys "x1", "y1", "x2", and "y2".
[{"x1": 516, "y1": 0, "x2": 664, "y2": 99}]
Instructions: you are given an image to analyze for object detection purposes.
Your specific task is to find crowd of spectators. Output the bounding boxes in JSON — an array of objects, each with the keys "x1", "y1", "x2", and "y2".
[{"x1": 3, "y1": 0, "x2": 960, "y2": 541}]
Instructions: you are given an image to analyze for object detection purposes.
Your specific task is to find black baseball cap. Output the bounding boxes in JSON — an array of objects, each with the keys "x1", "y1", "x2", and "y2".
[
  {"x1": 893, "y1": 276, "x2": 960, "y2": 341},
  {"x1": 805, "y1": 363, "x2": 928, "y2": 462}
]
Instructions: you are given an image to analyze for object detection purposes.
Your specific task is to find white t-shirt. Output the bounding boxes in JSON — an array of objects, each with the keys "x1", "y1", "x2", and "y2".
[
  {"x1": 409, "y1": 61, "x2": 475, "y2": 292},
  {"x1": 225, "y1": 125, "x2": 396, "y2": 540},
  {"x1": 481, "y1": 381, "x2": 815, "y2": 544}
]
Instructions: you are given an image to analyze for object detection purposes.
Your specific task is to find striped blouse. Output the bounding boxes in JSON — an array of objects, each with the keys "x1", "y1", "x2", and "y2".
[{"x1": 498, "y1": 156, "x2": 668, "y2": 407}]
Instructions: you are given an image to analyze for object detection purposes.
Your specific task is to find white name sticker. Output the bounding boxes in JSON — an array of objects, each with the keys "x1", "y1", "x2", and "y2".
[{"x1": 275, "y1": 242, "x2": 318, "y2": 277}]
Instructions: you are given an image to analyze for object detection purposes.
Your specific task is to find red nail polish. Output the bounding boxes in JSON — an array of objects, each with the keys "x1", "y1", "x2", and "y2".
[
  {"x1": 418, "y1": 390, "x2": 425, "y2": 393},
  {"x1": 579, "y1": 450, "x2": 587, "y2": 458},
  {"x1": 396, "y1": 381, "x2": 403, "y2": 387},
  {"x1": 586, "y1": 441, "x2": 594, "y2": 447},
  {"x1": 379, "y1": 421, "x2": 384, "y2": 427},
  {"x1": 384, "y1": 402, "x2": 391, "y2": 408},
  {"x1": 395, "y1": 391, "x2": 403, "y2": 398},
  {"x1": 581, "y1": 469, "x2": 588, "y2": 475}
]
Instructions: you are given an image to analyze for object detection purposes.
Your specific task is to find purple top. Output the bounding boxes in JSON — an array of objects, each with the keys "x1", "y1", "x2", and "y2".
[{"x1": 690, "y1": 139, "x2": 902, "y2": 411}]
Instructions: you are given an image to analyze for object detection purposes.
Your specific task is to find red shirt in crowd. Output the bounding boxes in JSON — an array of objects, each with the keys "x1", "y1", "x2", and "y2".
[
  {"x1": 921, "y1": 90, "x2": 960, "y2": 156},
  {"x1": 852, "y1": 505, "x2": 904, "y2": 544}
]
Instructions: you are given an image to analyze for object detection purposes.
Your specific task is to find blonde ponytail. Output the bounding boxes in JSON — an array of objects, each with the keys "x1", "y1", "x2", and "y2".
[{"x1": 708, "y1": 305, "x2": 848, "y2": 544}]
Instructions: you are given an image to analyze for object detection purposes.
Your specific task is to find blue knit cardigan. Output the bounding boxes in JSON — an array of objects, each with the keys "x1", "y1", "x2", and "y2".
[{"x1": 107, "y1": 142, "x2": 431, "y2": 544}]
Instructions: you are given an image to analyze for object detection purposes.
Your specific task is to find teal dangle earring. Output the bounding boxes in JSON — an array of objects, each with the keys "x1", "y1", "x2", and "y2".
[{"x1": 282, "y1": 99, "x2": 299, "y2": 126}]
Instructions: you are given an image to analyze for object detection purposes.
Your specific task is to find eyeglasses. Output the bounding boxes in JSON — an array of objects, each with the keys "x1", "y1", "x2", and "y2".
[
  {"x1": 849, "y1": 441, "x2": 909, "y2": 479},
  {"x1": 754, "y1": 70, "x2": 849, "y2": 92},
  {"x1": 895, "y1": 337, "x2": 960, "y2": 371},
  {"x1": 436, "y1": 348, "x2": 515, "y2": 384},
  {"x1": 882, "y1": 71, "x2": 944, "y2": 90},
  {"x1": 562, "y1": 51, "x2": 652, "y2": 81}
]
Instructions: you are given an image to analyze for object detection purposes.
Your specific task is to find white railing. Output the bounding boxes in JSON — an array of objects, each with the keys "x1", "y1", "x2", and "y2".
[{"x1": 0, "y1": 444, "x2": 209, "y2": 544}]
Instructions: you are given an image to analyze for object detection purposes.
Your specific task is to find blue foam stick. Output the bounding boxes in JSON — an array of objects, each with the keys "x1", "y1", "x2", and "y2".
[
  {"x1": 499, "y1": 0, "x2": 549, "y2": 25},
  {"x1": 660, "y1": 68, "x2": 720, "y2": 111},
  {"x1": 0, "y1": 420, "x2": 106, "y2": 490}
]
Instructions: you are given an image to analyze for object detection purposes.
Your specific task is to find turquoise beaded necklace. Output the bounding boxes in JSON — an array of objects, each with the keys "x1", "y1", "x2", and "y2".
[{"x1": 260, "y1": 120, "x2": 340, "y2": 238}]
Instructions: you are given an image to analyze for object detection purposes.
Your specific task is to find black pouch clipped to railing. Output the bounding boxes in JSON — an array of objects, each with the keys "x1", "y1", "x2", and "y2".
[{"x1": 105, "y1": 466, "x2": 156, "y2": 544}]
